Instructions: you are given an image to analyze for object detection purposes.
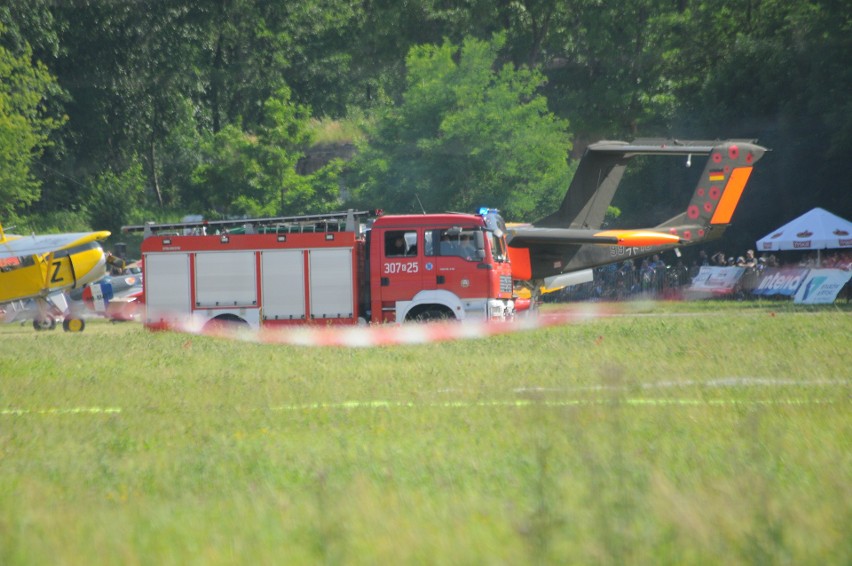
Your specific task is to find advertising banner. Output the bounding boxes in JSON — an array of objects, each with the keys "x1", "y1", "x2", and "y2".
[
  {"x1": 793, "y1": 269, "x2": 852, "y2": 304},
  {"x1": 751, "y1": 268, "x2": 809, "y2": 296},
  {"x1": 688, "y1": 266, "x2": 744, "y2": 294}
]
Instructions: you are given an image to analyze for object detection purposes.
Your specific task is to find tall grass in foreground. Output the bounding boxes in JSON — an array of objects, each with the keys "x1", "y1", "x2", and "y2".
[{"x1": 0, "y1": 304, "x2": 849, "y2": 564}]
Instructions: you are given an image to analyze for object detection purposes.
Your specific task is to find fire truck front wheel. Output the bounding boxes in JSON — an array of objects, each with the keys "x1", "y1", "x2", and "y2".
[{"x1": 406, "y1": 305, "x2": 455, "y2": 323}]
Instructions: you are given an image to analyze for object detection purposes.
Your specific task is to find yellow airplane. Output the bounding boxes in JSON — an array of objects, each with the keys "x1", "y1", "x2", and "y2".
[{"x1": 0, "y1": 224, "x2": 111, "y2": 331}]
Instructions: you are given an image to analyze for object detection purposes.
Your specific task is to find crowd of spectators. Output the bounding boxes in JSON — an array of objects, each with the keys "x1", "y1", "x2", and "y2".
[{"x1": 546, "y1": 248, "x2": 852, "y2": 302}]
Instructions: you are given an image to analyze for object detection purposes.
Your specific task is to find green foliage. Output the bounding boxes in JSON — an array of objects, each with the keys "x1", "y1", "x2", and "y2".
[
  {"x1": 537, "y1": 0, "x2": 672, "y2": 137},
  {"x1": 347, "y1": 34, "x2": 571, "y2": 220},
  {"x1": 1, "y1": 0, "x2": 849, "y2": 243},
  {"x1": 283, "y1": 158, "x2": 346, "y2": 215},
  {"x1": 158, "y1": 96, "x2": 207, "y2": 209},
  {"x1": 86, "y1": 160, "x2": 146, "y2": 235},
  {"x1": 18, "y1": 210, "x2": 92, "y2": 234},
  {"x1": 0, "y1": 1, "x2": 60, "y2": 59},
  {"x1": 192, "y1": 124, "x2": 265, "y2": 216},
  {"x1": 190, "y1": 87, "x2": 342, "y2": 217},
  {"x1": 0, "y1": 28, "x2": 64, "y2": 219},
  {"x1": 254, "y1": 87, "x2": 315, "y2": 212},
  {"x1": 605, "y1": 205, "x2": 621, "y2": 224}
]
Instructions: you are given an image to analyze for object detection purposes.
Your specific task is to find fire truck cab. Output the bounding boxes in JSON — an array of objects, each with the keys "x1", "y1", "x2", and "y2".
[
  {"x1": 127, "y1": 209, "x2": 514, "y2": 330},
  {"x1": 366, "y1": 211, "x2": 513, "y2": 322}
]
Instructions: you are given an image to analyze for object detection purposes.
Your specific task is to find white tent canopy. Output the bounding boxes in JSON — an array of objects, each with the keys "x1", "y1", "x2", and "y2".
[{"x1": 756, "y1": 207, "x2": 852, "y2": 252}]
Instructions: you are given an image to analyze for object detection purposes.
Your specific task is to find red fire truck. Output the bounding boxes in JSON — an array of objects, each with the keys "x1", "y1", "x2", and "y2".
[{"x1": 124, "y1": 209, "x2": 515, "y2": 329}]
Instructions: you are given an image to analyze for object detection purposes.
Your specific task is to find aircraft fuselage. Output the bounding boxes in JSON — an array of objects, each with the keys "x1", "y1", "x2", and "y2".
[{"x1": 0, "y1": 242, "x2": 107, "y2": 303}]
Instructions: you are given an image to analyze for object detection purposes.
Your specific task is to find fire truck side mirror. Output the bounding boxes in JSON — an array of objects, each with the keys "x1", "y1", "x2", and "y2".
[{"x1": 474, "y1": 232, "x2": 486, "y2": 260}]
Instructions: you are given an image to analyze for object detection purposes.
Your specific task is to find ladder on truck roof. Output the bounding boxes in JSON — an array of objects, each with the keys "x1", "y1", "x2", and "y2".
[{"x1": 122, "y1": 209, "x2": 370, "y2": 238}]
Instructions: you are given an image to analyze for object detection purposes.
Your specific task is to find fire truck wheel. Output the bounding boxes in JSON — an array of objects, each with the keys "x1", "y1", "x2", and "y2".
[
  {"x1": 407, "y1": 305, "x2": 455, "y2": 323},
  {"x1": 204, "y1": 314, "x2": 249, "y2": 333},
  {"x1": 33, "y1": 316, "x2": 57, "y2": 331}
]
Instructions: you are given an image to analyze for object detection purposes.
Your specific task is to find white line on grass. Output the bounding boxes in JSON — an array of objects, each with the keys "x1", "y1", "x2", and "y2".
[
  {"x1": 266, "y1": 398, "x2": 839, "y2": 411},
  {"x1": 0, "y1": 407, "x2": 122, "y2": 416},
  {"x1": 3, "y1": 390, "x2": 844, "y2": 417},
  {"x1": 513, "y1": 377, "x2": 850, "y2": 394}
]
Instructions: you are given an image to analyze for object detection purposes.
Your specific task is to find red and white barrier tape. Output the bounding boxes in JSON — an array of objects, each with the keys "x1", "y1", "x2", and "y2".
[{"x1": 162, "y1": 304, "x2": 621, "y2": 347}]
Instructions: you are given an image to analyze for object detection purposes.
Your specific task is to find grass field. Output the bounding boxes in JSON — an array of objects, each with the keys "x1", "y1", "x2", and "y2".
[{"x1": 1, "y1": 301, "x2": 849, "y2": 564}]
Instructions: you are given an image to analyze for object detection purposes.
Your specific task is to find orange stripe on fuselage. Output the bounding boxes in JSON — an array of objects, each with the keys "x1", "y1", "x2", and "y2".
[
  {"x1": 711, "y1": 167, "x2": 752, "y2": 225},
  {"x1": 595, "y1": 230, "x2": 681, "y2": 247}
]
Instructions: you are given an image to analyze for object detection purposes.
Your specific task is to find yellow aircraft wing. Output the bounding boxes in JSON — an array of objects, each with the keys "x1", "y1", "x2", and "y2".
[{"x1": 0, "y1": 231, "x2": 111, "y2": 259}]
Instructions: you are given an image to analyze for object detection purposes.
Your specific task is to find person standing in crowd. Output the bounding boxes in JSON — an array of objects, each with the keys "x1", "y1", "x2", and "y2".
[
  {"x1": 639, "y1": 259, "x2": 654, "y2": 293},
  {"x1": 650, "y1": 254, "x2": 667, "y2": 293},
  {"x1": 672, "y1": 260, "x2": 690, "y2": 287}
]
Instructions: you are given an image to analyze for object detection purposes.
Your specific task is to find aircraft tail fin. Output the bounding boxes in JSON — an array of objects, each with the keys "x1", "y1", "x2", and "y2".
[
  {"x1": 514, "y1": 140, "x2": 767, "y2": 281},
  {"x1": 655, "y1": 140, "x2": 766, "y2": 243},
  {"x1": 535, "y1": 144, "x2": 629, "y2": 229},
  {"x1": 536, "y1": 139, "x2": 766, "y2": 239}
]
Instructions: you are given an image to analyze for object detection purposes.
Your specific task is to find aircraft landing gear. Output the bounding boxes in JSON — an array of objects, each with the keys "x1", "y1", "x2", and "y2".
[
  {"x1": 62, "y1": 317, "x2": 86, "y2": 332},
  {"x1": 33, "y1": 316, "x2": 57, "y2": 331}
]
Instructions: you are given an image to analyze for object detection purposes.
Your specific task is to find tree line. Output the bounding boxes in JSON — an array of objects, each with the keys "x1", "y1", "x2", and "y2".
[{"x1": 1, "y1": 0, "x2": 850, "y2": 250}]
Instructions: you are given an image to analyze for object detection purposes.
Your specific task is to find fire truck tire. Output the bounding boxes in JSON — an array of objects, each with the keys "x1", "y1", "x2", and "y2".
[
  {"x1": 406, "y1": 305, "x2": 455, "y2": 323},
  {"x1": 204, "y1": 314, "x2": 249, "y2": 332}
]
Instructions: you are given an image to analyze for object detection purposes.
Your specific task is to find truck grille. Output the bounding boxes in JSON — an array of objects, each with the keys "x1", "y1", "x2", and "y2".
[{"x1": 500, "y1": 275, "x2": 513, "y2": 293}]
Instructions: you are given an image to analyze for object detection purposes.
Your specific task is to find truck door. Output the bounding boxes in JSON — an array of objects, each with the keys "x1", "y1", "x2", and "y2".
[
  {"x1": 374, "y1": 228, "x2": 423, "y2": 321},
  {"x1": 427, "y1": 227, "x2": 490, "y2": 299},
  {"x1": 144, "y1": 252, "x2": 192, "y2": 323}
]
